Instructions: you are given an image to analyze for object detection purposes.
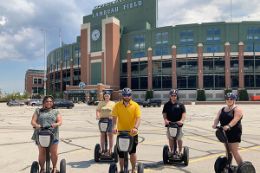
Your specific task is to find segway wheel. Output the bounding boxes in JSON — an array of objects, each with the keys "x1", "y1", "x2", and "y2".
[
  {"x1": 237, "y1": 161, "x2": 256, "y2": 173},
  {"x1": 60, "y1": 159, "x2": 66, "y2": 173},
  {"x1": 94, "y1": 144, "x2": 101, "y2": 162},
  {"x1": 113, "y1": 145, "x2": 118, "y2": 163},
  {"x1": 163, "y1": 145, "x2": 169, "y2": 164},
  {"x1": 214, "y1": 156, "x2": 227, "y2": 173},
  {"x1": 108, "y1": 163, "x2": 118, "y2": 173},
  {"x1": 137, "y1": 163, "x2": 144, "y2": 173},
  {"x1": 30, "y1": 161, "x2": 39, "y2": 173},
  {"x1": 183, "y1": 146, "x2": 189, "y2": 166}
]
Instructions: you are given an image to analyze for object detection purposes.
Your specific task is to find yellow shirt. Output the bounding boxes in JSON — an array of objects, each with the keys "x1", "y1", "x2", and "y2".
[
  {"x1": 96, "y1": 101, "x2": 115, "y2": 118},
  {"x1": 112, "y1": 100, "x2": 141, "y2": 132}
]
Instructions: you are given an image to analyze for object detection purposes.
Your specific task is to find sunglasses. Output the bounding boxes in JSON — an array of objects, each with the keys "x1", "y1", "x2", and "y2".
[
  {"x1": 122, "y1": 94, "x2": 131, "y2": 97},
  {"x1": 225, "y1": 98, "x2": 234, "y2": 101},
  {"x1": 170, "y1": 95, "x2": 177, "y2": 97}
]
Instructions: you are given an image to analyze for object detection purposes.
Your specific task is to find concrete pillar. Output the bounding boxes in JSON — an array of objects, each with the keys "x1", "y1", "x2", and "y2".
[
  {"x1": 197, "y1": 43, "x2": 204, "y2": 89},
  {"x1": 238, "y1": 42, "x2": 245, "y2": 89},
  {"x1": 171, "y1": 45, "x2": 177, "y2": 89}
]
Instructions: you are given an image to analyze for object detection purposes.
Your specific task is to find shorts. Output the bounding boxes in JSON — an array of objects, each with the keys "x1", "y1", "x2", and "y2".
[
  {"x1": 167, "y1": 127, "x2": 184, "y2": 140},
  {"x1": 226, "y1": 129, "x2": 242, "y2": 143},
  {"x1": 99, "y1": 118, "x2": 113, "y2": 133},
  {"x1": 118, "y1": 135, "x2": 138, "y2": 158}
]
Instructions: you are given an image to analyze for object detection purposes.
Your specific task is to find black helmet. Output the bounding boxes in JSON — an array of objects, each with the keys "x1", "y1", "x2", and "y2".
[
  {"x1": 225, "y1": 92, "x2": 237, "y2": 100},
  {"x1": 169, "y1": 89, "x2": 178, "y2": 96},
  {"x1": 122, "y1": 88, "x2": 132, "y2": 96},
  {"x1": 103, "y1": 90, "x2": 111, "y2": 96}
]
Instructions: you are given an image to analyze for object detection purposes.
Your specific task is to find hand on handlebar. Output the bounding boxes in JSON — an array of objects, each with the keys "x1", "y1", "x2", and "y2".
[
  {"x1": 164, "y1": 119, "x2": 170, "y2": 126},
  {"x1": 176, "y1": 121, "x2": 183, "y2": 126},
  {"x1": 112, "y1": 128, "x2": 118, "y2": 134},
  {"x1": 131, "y1": 128, "x2": 138, "y2": 135},
  {"x1": 212, "y1": 124, "x2": 217, "y2": 129}
]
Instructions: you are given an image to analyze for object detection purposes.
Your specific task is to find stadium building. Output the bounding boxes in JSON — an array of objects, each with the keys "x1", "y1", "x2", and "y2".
[{"x1": 46, "y1": 0, "x2": 260, "y2": 101}]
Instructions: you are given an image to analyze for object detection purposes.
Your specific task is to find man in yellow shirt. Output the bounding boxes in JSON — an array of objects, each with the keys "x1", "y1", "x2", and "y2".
[{"x1": 112, "y1": 88, "x2": 141, "y2": 173}]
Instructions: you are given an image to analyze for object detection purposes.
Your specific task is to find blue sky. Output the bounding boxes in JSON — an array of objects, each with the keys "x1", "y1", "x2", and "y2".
[{"x1": 0, "y1": 0, "x2": 260, "y2": 94}]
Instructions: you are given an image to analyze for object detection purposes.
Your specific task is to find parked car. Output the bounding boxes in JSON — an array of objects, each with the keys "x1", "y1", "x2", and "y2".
[
  {"x1": 27, "y1": 99, "x2": 42, "y2": 106},
  {"x1": 133, "y1": 98, "x2": 144, "y2": 105},
  {"x1": 6, "y1": 100, "x2": 25, "y2": 106},
  {"x1": 54, "y1": 99, "x2": 74, "y2": 109},
  {"x1": 143, "y1": 98, "x2": 162, "y2": 107},
  {"x1": 87, "y1": 99, "x2": 99, "y2": 105}
]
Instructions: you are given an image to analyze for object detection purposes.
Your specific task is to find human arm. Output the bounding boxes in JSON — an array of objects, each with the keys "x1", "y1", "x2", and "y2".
[
  {"x1": 131, "y1": 117, "x2": 141, "y2": 134},
  {"x1": 51, "y1": 113, "x2": 62, "y2": 128},
  {"x1": 163, "y1": 113, "x2": 170, "y2": 125},
  {"x1": 212, "y1": 109, "x2": 221, "y2": 129},
  {"x1": 177, "y1": 104, "x2": 186, "y2": 125},
  {"x1": 31, "y1": 112, "x2": 41, "y2": 128}
]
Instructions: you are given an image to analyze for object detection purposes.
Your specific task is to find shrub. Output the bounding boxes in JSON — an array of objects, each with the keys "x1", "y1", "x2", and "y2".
[
  {"x1": 196, "y1": 89, "x2": 206, "y2": 101},
  {"x1": 145, "y1": 90, "x2": 153, "y2": 100},
  {"x1": 237, "y1": 89, "x2": 249, "y2": 101}
]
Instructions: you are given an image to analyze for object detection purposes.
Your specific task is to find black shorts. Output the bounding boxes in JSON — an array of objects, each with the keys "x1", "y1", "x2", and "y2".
[
  {"x1": 118, "y1": 135, "x2": 138, "y2": 158},
  {"x1": 226, "y1": 129, "x2": 242, "y2": 143}
]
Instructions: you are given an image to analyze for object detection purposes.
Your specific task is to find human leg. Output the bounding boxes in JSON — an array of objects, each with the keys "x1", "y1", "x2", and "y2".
[
  {"x1": 229, "y1": 143, "x2": 243, "y2": 165},
  {"x1": 38, "y1": 145, "x2": 46, "y2": 173},
  {"x1": 50, "y1": 143, "x2": 58, "y2": 173}
]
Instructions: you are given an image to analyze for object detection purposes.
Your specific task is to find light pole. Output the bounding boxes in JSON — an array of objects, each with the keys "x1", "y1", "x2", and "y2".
[{"x1": 40, "y1": 29, "x2": 47, "y2": 96}]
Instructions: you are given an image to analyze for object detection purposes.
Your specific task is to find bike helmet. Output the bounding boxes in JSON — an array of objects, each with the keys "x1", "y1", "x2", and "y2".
[
  {"x1": 169, "y1": 89, "x2": 178, "y2": 96},
  {"x1": 103, "y1": 90, "x2": 111, "y2": 96},
  {"x1": 121, "y1": 88, "x2": 132, "y2": 96},
  {"x1": 225, "y1": 92, "x2": 237, "y2": 100}
]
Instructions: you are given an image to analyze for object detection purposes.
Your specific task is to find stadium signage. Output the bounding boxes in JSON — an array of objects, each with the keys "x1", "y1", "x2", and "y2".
[{"x1": 92, "y1": 0, "x2": 143, "y2": 18}]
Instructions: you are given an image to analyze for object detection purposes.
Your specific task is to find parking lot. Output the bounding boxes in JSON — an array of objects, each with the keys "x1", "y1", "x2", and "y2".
[{"x1": 0, "y1": 103, "x2": 259, "y2": 173}]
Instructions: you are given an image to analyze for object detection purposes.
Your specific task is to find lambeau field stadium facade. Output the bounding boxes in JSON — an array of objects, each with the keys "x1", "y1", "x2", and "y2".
[{"x1": 46, "y1": 0, "x2": 260, "y2": 101}]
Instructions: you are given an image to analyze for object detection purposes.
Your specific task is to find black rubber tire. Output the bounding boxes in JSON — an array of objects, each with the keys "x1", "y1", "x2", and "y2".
[
  {"x1": 30, "y1": 161, "x2": 39, "y2": 173},
  {"x1": 113, "y1": 145, "x2": 118, "y2": 163},
  {"x1": 137, "y1": 163, "x2": 144, "y2": 173},
  {"x1": 237, "y1": 161, "x2": 256, "y2": 173},
  {"x1": 214, "y1": 156, "x2": 227, "y2": 173},
  {"x1": 163, "y1": 145, "x2": 169, "y2": 164},
  {"x1": 108, "y1": 163, "x2": 118, "y2": 173},
  {"x1": 60, "y1": 159, "x2": 66, "y2": 173},
  {"x1": 183, "y1": 146, "x2": 189, "y2": 166},
  {"x1": 94, "y1": 144, "x2": 101, "y2": 162}
]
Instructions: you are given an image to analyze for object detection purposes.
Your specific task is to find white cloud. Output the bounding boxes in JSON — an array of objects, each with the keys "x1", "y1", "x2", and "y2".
[{"x1": 0, "y1": 16, "x2": 7, "y2": 26}]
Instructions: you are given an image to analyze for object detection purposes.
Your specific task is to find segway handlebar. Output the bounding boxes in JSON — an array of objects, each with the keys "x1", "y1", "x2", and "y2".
[{"x1": 165, "y1": 122, "x2": 183, "y2": 128}]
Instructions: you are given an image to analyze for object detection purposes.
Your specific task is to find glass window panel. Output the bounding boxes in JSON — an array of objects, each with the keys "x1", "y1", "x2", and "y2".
[
  {"x1": 245, "y1": 75, "x2": 254, "y2": 88},
  {"x1": 140, "y1": 77, "x2": 147, "y2": 89},
  {"x1": 215, "y1": 75, "x2": 225, "y2": 88},
  {"x1": 187, "y1": 76, "x2": 197, "y2": 89},
  {"x1": 204, "y1": 75, "x2": 214, "y2": 88},
  {"x1": 139, "y1": 61, "x2": 147, "y2": 75},
  {"x1": 131, "y1": 77, "x2": 139, "y2": 89},
  {"x1": 177, "y1": 76, "x2": 187, "y2": 89},
  {"x1": 153, "y1": 61, "x2": 162, "y2": 75},
  {"x1": 153, "y1": 76, "x2": 161, "y2": 89},
  {"x1": 120, "y1": 77, "x2": 127, "y2": 89},
  {"x1": 162, "y1": 76, "x2": 172, "y2": 89},
  {"x1": 256, "y1": 75, "x2": 260, "y2": 87},
  {"x1": 162, "y1": 60, "x2": 171, "y2": 75},
  {"x1": 131, "y1": 62, "x2": 139, "y2": 76},
  {"x1": 231, "y1": 75, "x2": 239, "y2": 88},
  {"x1": 121, "y1": 63, "x2": 127, "y2": 75}
]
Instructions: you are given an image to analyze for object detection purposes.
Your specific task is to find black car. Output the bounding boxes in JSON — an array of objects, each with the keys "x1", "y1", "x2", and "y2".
[
  {"x1": 54, "y1": 99, "x2": 74, "y2": 109},
  {"x1": 143, "y1": 98, "x2": 162, "y2": 107}
]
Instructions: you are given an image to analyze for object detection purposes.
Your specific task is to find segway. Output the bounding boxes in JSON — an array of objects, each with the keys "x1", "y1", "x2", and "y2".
[
  {"x1": 94, "y1": 118, "x2": 118, "y2": 162},
  {"x1": 30, "y1": 126, "x2": 66, "y2": 173},
  {"x1": 163, "y1": 122, "x2": 189, "y2": 166},
  {"x1": 214, "y1": 126, "x2": 256, "y2": 173},
  {"x1": 108, "y1": 131, "x2": 144, "y2": 173}
]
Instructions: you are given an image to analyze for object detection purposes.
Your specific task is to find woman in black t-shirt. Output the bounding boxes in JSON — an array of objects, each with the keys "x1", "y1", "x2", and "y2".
[
  {"x1": 162, "y1": 89, "x2": 186, "y2": 154},
  {"x1": 212, "y1": 92, "x2": 243, "y2": 165}
]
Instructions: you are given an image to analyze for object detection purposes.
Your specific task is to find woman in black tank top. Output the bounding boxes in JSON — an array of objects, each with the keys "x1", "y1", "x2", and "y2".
[{"x1": 212, "y1": 92, "x2": 243, "y2": 166}]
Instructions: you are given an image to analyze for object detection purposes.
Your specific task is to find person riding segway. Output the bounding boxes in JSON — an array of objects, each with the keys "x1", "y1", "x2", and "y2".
[
  {"x1": 95, "y1": 90, "x2": 117, "y2": 162},
  {"x1": 162, "y1": 89, "x2": 189, "y2": 166},
  {"x1": 109, "y1": 88, "x2": 144, "y2": 173},
  {"x1": 212, "y1": 92, "x2": 255, "y2": 173},
  {"x1": 30, "y1": 95, "x2": 66, "y2": 173}
]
